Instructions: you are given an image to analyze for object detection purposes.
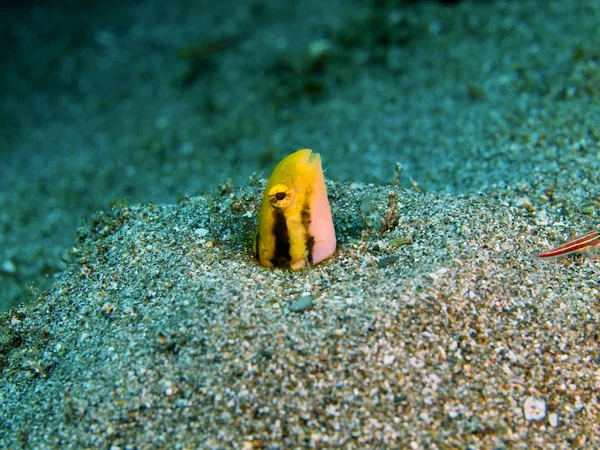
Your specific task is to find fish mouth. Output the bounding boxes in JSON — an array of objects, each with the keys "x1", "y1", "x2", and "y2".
[
  {"x1": 298, "y1": 148, "x2": 321, "y2": 166},
  {"x1": 308, "y1": 151, "x2": 321, "y2": 165}
]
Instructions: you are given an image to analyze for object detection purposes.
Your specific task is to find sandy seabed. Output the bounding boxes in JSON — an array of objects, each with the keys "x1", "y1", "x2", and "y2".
[{"x1": 1, "y1": 181, "x2": 599, "y2": 448}]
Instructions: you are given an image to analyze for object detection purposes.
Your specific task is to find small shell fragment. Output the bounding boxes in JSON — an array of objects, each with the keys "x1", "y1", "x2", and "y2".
[{"x1": 523, "y1": 396, "x2": 546, "y2": 421}]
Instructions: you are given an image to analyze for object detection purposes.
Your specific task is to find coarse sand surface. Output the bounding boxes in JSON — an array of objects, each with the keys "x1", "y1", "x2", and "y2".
[{"x1": 1, "y1": 183, "x2": 599, "y2": 448}]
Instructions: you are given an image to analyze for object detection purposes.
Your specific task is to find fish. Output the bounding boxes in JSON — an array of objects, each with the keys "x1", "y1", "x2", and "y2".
[
  {"x1": 536, "y1": 230, "x2": 600, "y2": 259},
  {"x1": 254, "y1": 149, "x2": 336, "y2": 270}
]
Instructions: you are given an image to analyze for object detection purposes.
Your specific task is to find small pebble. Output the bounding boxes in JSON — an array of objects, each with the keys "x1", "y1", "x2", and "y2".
[
  {"x1": 523, "y1": 396, "x2": 546, "y2": 421},
  {"x1": 288, "y1": 294, "x2": 313, "y2": 313},
  {"x1": 549, "y1": 412, "x2": 559, "y2": 428},
  {"x1": 377, "y1": 255, "x2": 398, "y2": 268},
  {"x1": 383, "y1": 354, "x2": 395, "y2": 365},
  {"x1": 307, "y1": 39, "x2": 331, "y2": 61},
  {"x1": 2, "y1": 259, "x2": 16, "y2": 273},
  {"x1": 390, "y1": 236, "x2": 412, "y2": 248},
  {"x1": 194, "y1": 228, "x2": 209, "y2": 237}
]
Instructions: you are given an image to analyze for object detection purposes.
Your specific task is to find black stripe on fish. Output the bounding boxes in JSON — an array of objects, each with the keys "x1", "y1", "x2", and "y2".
[
  {"x1": 301, "y1": 199, "x2": 315, "y2": 265},
  {"x1": 270, "y1": 210, "x2": 291, "y2": 268}
]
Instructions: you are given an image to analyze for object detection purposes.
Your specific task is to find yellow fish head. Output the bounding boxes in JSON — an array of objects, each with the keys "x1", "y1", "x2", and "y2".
[{"x1": 254, "y1": 149, "x2": 336, "y2": 270}]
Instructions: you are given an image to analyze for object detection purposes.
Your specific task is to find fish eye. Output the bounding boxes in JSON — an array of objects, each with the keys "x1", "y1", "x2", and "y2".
[{"x1": 268, "y1": 184, "x2": 294, "y2": 209}]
